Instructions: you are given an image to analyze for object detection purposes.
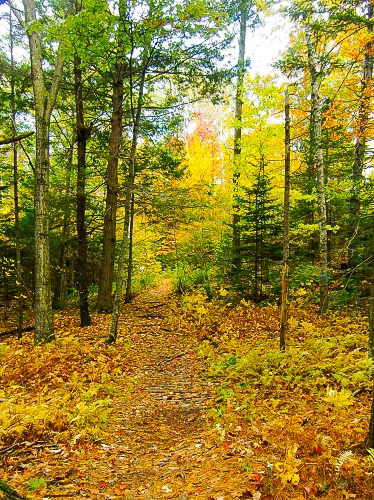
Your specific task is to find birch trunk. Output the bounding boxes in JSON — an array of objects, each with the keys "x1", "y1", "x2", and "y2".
[
  {"x1": 349, "y1": 2, "x2": 373, "y2": 267},
  {"x1": 306, "y1": 28, "x2": 328, "y2": 315}
]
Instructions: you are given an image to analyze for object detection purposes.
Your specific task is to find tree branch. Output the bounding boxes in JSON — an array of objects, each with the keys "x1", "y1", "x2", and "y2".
[{"x1": 0, "y1": 132, "x2": 34, "y2": 146}]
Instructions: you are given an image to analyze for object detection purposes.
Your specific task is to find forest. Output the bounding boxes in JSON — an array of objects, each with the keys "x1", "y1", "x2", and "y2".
[{"x1": 1, "y1": 0, "x2": 374, "y2": 498}]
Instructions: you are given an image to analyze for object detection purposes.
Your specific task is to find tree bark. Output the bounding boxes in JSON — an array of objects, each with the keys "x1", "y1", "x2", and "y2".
[
  {"x1": 306, "y1": 28, "x2": 328, "y2": 315},
  {"x1": 52, "y1": 144, "x2": 73, "y2": 310},
  {"x1": 97, "y1": 63, "x2": 125, "y2": 313},
  {"x1": 232, "y1": 1, "x2": 247, "y2": 276},
  {"x1": 367, "y1": 385, "x2": 374, "y2": 448},
  {"x1": 107, "y1": 46, "x2": 148, "y2": 344},
  {"x1": 74, "y1": 53, "x2": 92, "y2": 327},
  {"x1": 22, "y1": 0, "x2": 70, "y2": 344},
  {"x1": 368, "y1": 249, "x2": 374, "y2": 359},
  {"x1": 10, "y1": 10, "x2": 23, "y2": 339},
  {"x1": 125, "y1": 191, "x2": 135, "y2": 303},
  {"x1": 349, "y1": 1, "x2": 373, "y2": 267},
  {"x1": 280, "y1": 90, "x2": 291, "y2": 351}
]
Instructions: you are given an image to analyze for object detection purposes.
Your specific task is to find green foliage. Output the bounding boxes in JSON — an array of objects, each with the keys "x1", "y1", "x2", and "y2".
[
  {"x1": 234, "y1": 160, "x2": 282, "y2": 301},
  {"x1": 28, "y1": 477, "x2": 47, "y2": 492},
  {"x1": 197, "y1": 312, "x2": 372, "y2": 419}
]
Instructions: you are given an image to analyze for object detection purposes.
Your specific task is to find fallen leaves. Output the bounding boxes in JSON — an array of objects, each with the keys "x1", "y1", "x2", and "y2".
[{"x1": 1, "y1": 282, "x2": 373, "y2": 499}]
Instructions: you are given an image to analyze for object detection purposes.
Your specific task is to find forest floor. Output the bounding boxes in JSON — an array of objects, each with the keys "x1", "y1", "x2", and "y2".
[{"x1": 0, "y1": 280, "x2": 374, "y2": 499}]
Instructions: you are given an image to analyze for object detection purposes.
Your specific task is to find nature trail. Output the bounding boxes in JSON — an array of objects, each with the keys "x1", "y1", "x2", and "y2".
[{"x1": 77, "y1": 279, "x2": 247, "y2": 499}]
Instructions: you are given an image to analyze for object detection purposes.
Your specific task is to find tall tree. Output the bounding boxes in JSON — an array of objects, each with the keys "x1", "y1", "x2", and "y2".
[
  {"x1": 279, "y1": 89, "x2": 291, "y2": 351},
  {"x1": 74, "y1": 48, "x2": 92, "y2": 327},
  {"x1": 107, "y1": 0, "x2": 233, "y2": 342},
  {"x1": 349, "y1": 0, "x2": 373, "y2": 267},
  {"x1": 9, "y1": 10, "x2": 24, "y2": 339},
  {"x1": 305, "y1": 25, "x2": 328, "y2": 315},
  {"x1": 97, "y1": 60, "x2": 125, "y2": 313},
  {"x1": 16, "y1": 0, "x2": 71, "y2": 344},
  {"x1": 232, "y1": 0, "x2": 248, "y2": 276},
  {"x1": 107, "y1": 39, "x2": 148, "y2": 343}
]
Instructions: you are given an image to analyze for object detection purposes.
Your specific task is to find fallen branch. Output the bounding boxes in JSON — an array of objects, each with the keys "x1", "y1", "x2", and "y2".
[
  {"x1": 0, "y1": 440, "x2": 46, "y2": 455},
  {"x1": 0, "y1": 479, "x2": 29, "y2": 500},
  {"x1": 157, "y1": 350, "x2": 189, "y2": 366},
  {"x1": 353, "y1": 387, "x2": 370, "y2": 397},
  {"x1": 0, "y1": 326, "x2": 34, "y2": 339},
  {"x1": 137, "y1": 314, "x2": 165, "y2": 319},
  {"x1": 0, "y1": 132, "x2": 34, "y2": 146}
]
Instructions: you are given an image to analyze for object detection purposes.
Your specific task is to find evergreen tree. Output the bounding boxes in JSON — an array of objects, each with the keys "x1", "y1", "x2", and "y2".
[{"x1": 237, "y1": 157, "x2": 282, "y2": 301}]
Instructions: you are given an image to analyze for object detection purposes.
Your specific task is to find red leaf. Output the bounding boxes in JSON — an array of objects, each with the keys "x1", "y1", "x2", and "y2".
[
  {"x1": 99, "y1": 481, "x2": 107, "y2": 488},
  {"x1": 305, "y1": 486, "x2": 318, "y2": 495}
]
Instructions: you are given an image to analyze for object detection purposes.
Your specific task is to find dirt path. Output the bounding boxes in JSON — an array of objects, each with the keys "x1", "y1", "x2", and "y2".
[
  {"x1": 1, "y1": 281, "x2": 257, "y2": 500},
  {"x1": 105, "y1": 279, "x2": 222, "y2": 498},
  {"x1": 76, "y1": 279, "x2": 254, "y2": 499}
]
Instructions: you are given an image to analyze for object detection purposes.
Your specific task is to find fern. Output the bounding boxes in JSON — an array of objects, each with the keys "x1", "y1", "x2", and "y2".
[{"x1": 335, "y1": 450, "x2": 353, "y2": 473}]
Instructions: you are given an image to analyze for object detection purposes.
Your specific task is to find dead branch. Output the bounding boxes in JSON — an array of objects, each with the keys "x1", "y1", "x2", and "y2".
[{"x1": 0, "y1": 326, "x2": 34, "y2": 339}]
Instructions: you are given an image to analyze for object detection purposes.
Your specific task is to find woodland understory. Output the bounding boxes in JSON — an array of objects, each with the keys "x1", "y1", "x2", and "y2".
[{"x1": 0, "y1": 280, "x2": 374, "y2": 500}]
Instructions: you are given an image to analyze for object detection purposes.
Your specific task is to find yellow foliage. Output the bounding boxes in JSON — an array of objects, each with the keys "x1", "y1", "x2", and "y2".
[
  {"x1": 275, "y1": 443, "x2": 301, "y2": 485},
  {"x1": 322, "y1": 388, "x2": 354, "y2": 408}
]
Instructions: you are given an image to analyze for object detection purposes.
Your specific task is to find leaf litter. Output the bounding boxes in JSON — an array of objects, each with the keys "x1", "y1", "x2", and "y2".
[{"x1": 0, "y1": 280, "x2": 373, "y2": 499}]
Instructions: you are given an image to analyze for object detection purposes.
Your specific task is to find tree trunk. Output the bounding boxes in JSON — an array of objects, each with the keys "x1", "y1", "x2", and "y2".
[
  {"x1": 74, "y1": 53, "x2": 92, "y2": 327},
  {"x1": 367, "y1": 385, "x2": 374, "y2": 448},
  {"x1": 22, "y1": 0, "x2": 68, "y2": 344},
  {"x1": 280, "y1": 90, "x2": 291, "y2": 351},
  {"x1": 232, "y1": 1, "x2": 247, "y2": 276},
  {"x1": 33, "y1": 115, "x2": 55, "y2": 343},
  {"x1": 52, "y1": 144, "x2": 73, "y2": 309},
  {"x1": 349, "y1": 1, "x2": 373, "y2": 267},
  {"x1": 107, "y1": 48, "x2": 148, "y2": 344},
  {"x1": 10, "y1": 10, "x2": 24, "y2": 339},
  {"x1": 369, "y1": 249, "x2": 374, "y2": 359},
  {"x1": 97, "y1": 63, "x2": 125, "y2": 313},
  {"x1": 306, "y1": 28, "x2": 328, "y2": 315},
  {"x1": 125, "y1": 191, "x2": 135, "y2": 303}
]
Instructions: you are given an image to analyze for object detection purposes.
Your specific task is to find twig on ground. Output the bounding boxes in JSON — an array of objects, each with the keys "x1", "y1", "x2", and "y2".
[
  {"x1": 0, "y1": 479, "x2": 29, "y2": 500},
  {"x1": 0, "y1": 326, "x2": 34, "y2": 339},
  {"x1": 352, "y1": 387, "x2": 370, "y2": 397},
  {"x1": 157, "y1": 351, "x2": 190, "y2": 366}
]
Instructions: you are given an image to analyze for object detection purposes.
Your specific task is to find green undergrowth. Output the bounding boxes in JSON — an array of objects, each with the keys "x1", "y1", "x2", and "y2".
[
  {"x1": 199, "y1": 331, "x2": 372, "y2": 393},
  {"x1": 176, "y1": 293, "x2": 373, "y2": 424}
]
